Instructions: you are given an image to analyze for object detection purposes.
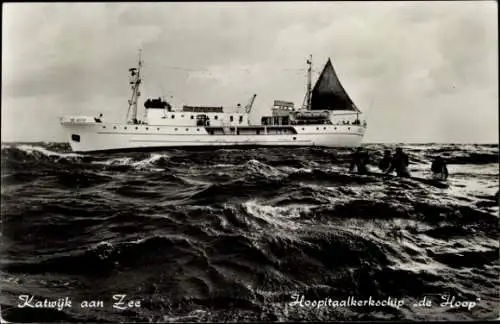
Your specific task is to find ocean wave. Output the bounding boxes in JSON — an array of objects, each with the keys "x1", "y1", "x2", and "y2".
[
  {"x1": 2, "y1": 142, "x2": 499, "y2": 322},
  {"x1": 444, "y1": 153, "x2": 498, "y2": 165},
  {"x1": 242, "y1": 200, "x2": 310, "y2": 230},
  {"x1": 1, "y1": 145, "x2": 87, "y2": 168},
  {"x1": 187, "y1": 177, "x2": 287, "y2": 205},
  {"x1": 287, "y1": 169, "x2": 381, "y2": 185},
  {"x1": 90, "y1": 153, "x2": 170, "y2": 171},
  {"x1": 15, "y1": 144, "x2": 84, "y2": 160},
  {"x1": 3, "y1": 235, "x2": 198, "y2": 275}
]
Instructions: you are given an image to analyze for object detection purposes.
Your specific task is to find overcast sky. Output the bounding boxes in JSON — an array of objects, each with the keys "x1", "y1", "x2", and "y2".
[{"x1": 2, "y1": 1, "x2": 498, "y2": 143}]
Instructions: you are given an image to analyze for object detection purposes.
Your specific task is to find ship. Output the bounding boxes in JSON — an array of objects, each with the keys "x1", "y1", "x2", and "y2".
[{"x1": 60, "y1": 52, "x2": 367, "y2": 152}]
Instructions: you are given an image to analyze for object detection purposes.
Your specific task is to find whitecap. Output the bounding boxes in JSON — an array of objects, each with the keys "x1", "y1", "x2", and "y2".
[{"x1": 17, "y1": 144, "x2": 83, "y2": 159}]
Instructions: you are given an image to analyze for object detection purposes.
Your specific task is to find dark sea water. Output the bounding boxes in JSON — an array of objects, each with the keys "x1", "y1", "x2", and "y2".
[{"x1": 1, "y1": 142, "x2": 498, "y2": 322}]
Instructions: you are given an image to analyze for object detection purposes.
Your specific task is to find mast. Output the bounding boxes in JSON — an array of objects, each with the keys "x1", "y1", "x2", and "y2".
[
  {"x1": 307, "y1": 54, "x2": 312, "y2": 110},
  {"x1": 302, "y1": 54, "x2": 312, "y2": 110},
  {"x1": 126, "y1": 50, "x2": 143, "y2": 123}
]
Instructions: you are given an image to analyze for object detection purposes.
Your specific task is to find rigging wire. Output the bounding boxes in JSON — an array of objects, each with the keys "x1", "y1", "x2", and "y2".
[{"x1": 141, "y1": 62, "x2": 309, "y2": 73}]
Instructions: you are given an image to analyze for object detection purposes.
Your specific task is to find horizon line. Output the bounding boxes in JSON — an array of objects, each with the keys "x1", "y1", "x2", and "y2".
[{"x1": 1, "y1": 141, "x2": 499, "y2": 145}]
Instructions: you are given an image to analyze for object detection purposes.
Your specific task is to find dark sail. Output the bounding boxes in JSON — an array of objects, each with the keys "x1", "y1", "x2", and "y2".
[{"x1": 310, "y1": 58, "x2": 359, "y2": 111}]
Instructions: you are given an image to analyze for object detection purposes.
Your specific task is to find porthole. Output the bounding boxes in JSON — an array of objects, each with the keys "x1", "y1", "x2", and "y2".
[
  {"x1": 323, "y1": 127, "x2": 326, "y2": 130},
  {"x1": 103, "y1": 126, "x2": 106, "y2": 129},
  {"x1": 191, "y1": 115, "x2": 194, "y2": 119},
  {"x1": 185, "y1": 128, "x2": 189, "y2": 131},
  {"x1": 293, "y1": 137, "x2": 297, "y2": 140},
  {"x1": 171, "y1": 115, "x2": 175, "y2": 119},
  {"x1": 214, "y1": 115, "x2": 218, "y2": 120},
  {"x1": 316, "y1": 127, "x2": 319, "y2": 130},
  {"x1": 157, "y1": 128, "x2": 160, "y2": 131},
  {"x1": 113, "y1": 126, "x2": 117, "y2": 129},
  {"x1": 135, "y1": 127, "x2": 138, "y2": 130},
  {"x1": 124, "y1": 127, "x2": 127, "y2": 130},
  {"x1": 146, "y1": 127, "x2": 149, "y2": 130},
  {"x1": 348, "y1": 127, "x2": 351, "y2": 130},
  {"x1": 197, "y1": 128, "x2": 200, "y2": 131},
  {"x1": 302, "y1": 128, "x2": 305, "y2": 130},
  {"x1": 181, "y1": 115, "x2": 184, "y2": 118},
  {"x1": 334, "y1": 127, "x2": 337, "y2": 130},
  {"x1": 174, "y1": 128, "x2": 178, "y2": 131}
]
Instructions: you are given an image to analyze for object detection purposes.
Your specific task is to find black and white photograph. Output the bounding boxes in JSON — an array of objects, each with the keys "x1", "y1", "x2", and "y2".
[{"x1": 1, "y1": 1, "x2": 498, "y2": 322}]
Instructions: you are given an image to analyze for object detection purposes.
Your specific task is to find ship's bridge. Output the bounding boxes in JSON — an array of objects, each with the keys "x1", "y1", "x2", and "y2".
[
  {"x1": 144, "y1": 97, "x2": 172, "y2": 111},
  {"x1": 271, "y1": 100, "x2": 296, "y2": 116}
]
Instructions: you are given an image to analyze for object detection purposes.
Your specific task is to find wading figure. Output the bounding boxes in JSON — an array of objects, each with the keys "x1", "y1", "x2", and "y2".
[
  {"x1": 378, "y1": 150, "x2": 392, "y2": 172},
  {"x1": 349, "y1": 147, "x2": 370, "y2": 175},
  {"x1": 385, "y1": 147, "x2": 410, "y2": 177},
  {"x1": 431, "y1": 156, "x2": 449, "y2": 180}
]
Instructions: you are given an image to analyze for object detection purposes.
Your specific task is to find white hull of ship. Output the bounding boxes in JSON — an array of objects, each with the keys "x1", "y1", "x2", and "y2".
[{"x1": 61, "y1": 121, "x2": 365, "y2": 152}]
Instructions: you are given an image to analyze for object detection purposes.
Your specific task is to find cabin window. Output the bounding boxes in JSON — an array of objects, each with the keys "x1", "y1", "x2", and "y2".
[
  {"x1": 197, "y1": 128, "x2": 200, "y2": 131},
  {"x1": 174, "y1": 128, "x2": 178, "y2": 131},
  {"x1": 334, "y1": 127, "x2": 337, "y2": 130},
  {"x1": 209, "y1": 130, "x2": 214, "y2": 135},
  {"x1": 157, "y1": 128, "x2": 160, "y2": 131},
  {"x1": 239, "y1": 116, "x2": 243, "y2": 123},
  {"x1": 135, "y1": 127, "x2": 138, "y2": 130},
  {"x1": 71, "y1": 134, "x2": 80, "y2": 142},
  {"x1": 191, "y1": 115, "x2": 194, "y2": 119},
  {"x1": 102, "y1": 126, "x2": 106, "y2": 129},
  {"x1": 316, "y1": 127, "x2": 319, "y2": 130},
  {"x1": 256, "y1": 130, "x2": 260, "y2": 135},
  {"x1": 236, "y1": 130, "x2": 240, "y2": 135},
  {"x1": 214, "y1": 115, "x2": 218, "y2": 120},
  {"x1": 124, "y1": 127, "x2": 127, "y2": 130},
  {"x1": 113, "y1": 126, "x2": 117, "y2": 129},
  {"x1": 230, "y1": 116, "x2": 234, "y2": 122},
  {"x1": 293, "y1": 137, "x2": 297, "y2": 140},
  {"x1": 348, "y1": 127, "x2": 351, "y2": 130},
  {"x1": 301, "y1": 128, "x2": 304, "y2": 130},
  {"x1": 185, "y1": 128, "x2": 189, "y2": 131},
  {"x1": 171, "y1": 115, "x2": 175, "y2": 119},
  {"x1": 323, "y1": 127, "x2": 326, "y2": 130},
  {"x1": 181, "y1": 115, "x2": 184, "y2": 118}
]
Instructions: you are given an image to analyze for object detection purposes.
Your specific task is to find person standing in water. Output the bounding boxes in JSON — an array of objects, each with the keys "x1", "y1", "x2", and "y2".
[
  {"x1": 378, "y1": 150, "x2": 392, "y2": 172},
  {"x1": 349, "y1": 147, "x2": 370, "y2": 175},
  {"x1": 431, "y1": 156, "x2": 449, "y2": 180},
  {"x1": 385, "y1": 147, "x2": 410, "y2": 177}
]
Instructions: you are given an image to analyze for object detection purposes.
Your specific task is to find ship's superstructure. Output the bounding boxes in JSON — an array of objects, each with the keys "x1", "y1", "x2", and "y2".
[{"x1": 60, "y1": 52, "x2": 366, "y2": 152}]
